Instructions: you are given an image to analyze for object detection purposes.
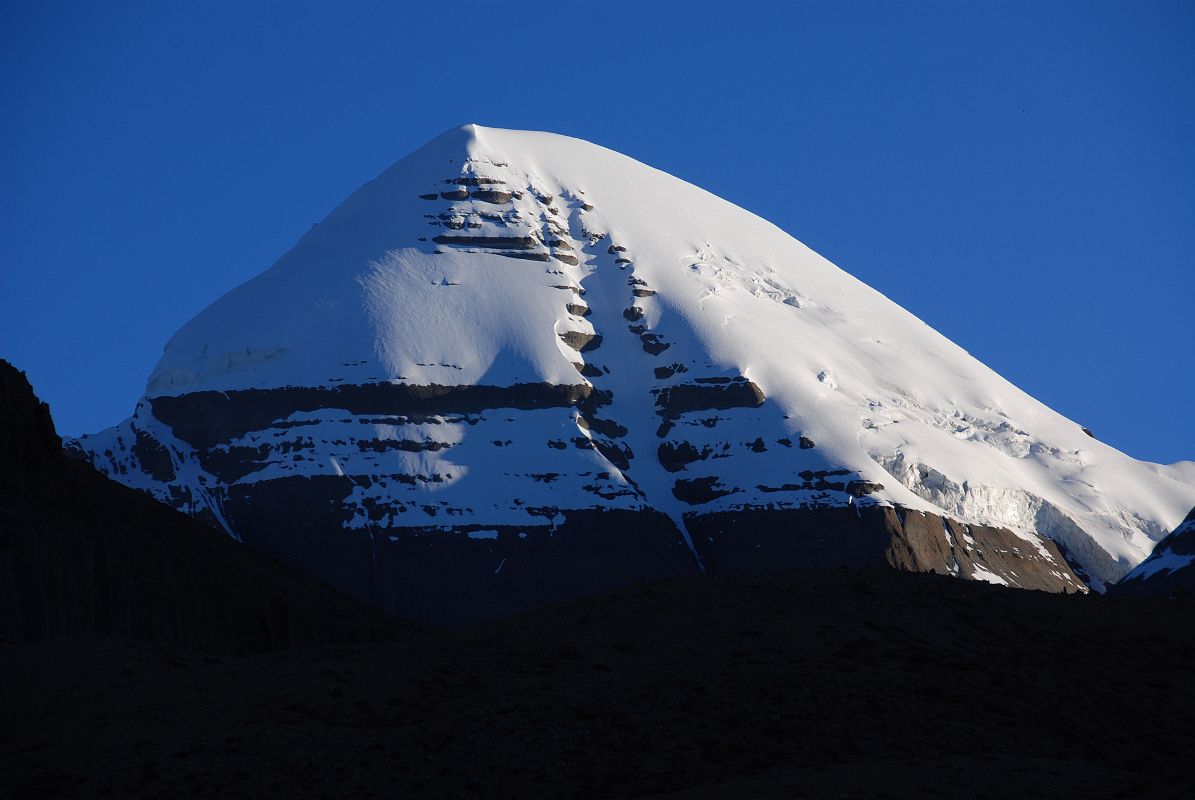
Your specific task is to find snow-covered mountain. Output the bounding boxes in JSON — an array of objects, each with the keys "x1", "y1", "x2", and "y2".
[
  {"x1": 68, "y1": 125, "x2": 1195, "y2": 622},
  {"x1": 1115, "y1": 507, "x2": 1195, "y2": 595}
]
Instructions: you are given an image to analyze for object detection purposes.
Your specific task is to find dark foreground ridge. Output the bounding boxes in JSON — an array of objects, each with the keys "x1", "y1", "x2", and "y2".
[
  {"x1": 3, "y1": 570, "x2": 1192, "y2": 799},
  {"x1": 0, "y1": 359, "x2": 413, "y2": 654}
]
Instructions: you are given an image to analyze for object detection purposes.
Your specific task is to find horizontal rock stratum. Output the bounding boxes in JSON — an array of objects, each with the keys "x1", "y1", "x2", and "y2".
[{"x1": 68, "y1": 124, "x2": 1195, "y2": 624}]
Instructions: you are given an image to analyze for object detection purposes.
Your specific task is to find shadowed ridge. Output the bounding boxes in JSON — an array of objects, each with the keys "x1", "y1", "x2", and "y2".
[
  {"x1": 0, "y1": 358, "x2": 418, "y2": 653},
  {"x1": 1113, "y1": 506, "x2": 1195, "y2": 596},
  {"x1": 0, "y1": 360, "x2": 62, "y2": 488}
]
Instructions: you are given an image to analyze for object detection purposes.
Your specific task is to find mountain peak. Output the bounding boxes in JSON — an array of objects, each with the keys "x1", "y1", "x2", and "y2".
[{"x1": 68, "y1": 126, "x2": 1195, "y2": 623}]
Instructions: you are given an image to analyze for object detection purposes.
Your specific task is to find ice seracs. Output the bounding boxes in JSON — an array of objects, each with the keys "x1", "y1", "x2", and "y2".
[{"x1": 67, "y1": 124, "x2": 1195, "y2": 623}]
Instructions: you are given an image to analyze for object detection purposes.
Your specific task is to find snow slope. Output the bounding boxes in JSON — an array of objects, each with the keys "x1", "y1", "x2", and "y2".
[{"x1": 72, "y1": 125, "x2": 1195, "y2": 595}]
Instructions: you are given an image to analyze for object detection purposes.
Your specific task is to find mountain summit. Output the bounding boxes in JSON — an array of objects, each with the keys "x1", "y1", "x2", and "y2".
[{"x1": 70, "y1": 124, "x2": 1195, "y2": 622}]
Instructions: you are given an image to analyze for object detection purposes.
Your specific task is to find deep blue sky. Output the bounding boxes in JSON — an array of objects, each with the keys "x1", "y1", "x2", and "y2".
[{"x1": 2, "y1": 1, "x2": 1192, "y2": 463}]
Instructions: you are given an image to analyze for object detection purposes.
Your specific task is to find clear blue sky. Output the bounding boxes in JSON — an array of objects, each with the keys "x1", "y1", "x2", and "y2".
[{"x1": 2, "y1": 1, "x2": 1192, "y2": 463}]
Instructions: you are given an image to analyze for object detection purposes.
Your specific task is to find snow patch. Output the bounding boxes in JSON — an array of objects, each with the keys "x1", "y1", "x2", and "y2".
[{"x1": 468, "y1": 530, "x2": 499, "y2": 540}]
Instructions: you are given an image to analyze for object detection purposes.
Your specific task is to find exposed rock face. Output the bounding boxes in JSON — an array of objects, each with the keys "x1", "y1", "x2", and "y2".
[
  {"x1": 1113, "y1": 507, "x2": 1195, "y2": 596},
  {"x1": 687, "y1": 506, "x2": 1080, "y2": 593},
  {"x1": 147, "y1": 382, "x2": 600, "y2": 450},
  {"x1": 63, "y1": 123, "x2": 1195, "y2": 625},
  {"x1": 0, "y1": 360, "x2": 406, "y2": 652},
  {"x1": 653, "y1": 378, "x2": 765, "y2": 420}
]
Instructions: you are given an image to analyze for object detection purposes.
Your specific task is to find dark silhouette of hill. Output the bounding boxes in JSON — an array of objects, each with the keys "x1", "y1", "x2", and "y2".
[
  {"x1": 0, "y1": 359, "x2": 413, "y2": 654},
  {"x1": 3, "y1": 569, "x2": 1192, "y2": 799}
]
